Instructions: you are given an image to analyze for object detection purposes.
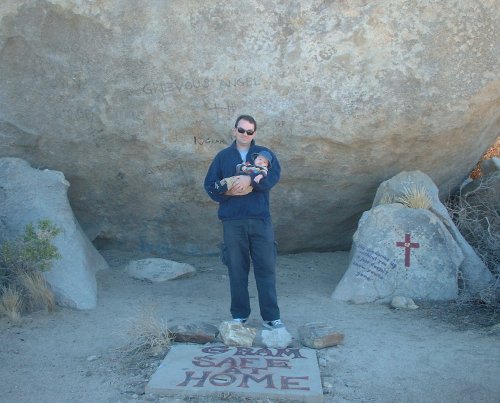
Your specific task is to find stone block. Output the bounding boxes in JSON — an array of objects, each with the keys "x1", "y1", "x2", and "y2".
[
  {"x1": 146, "y1": 344, "x2": 324, "y2": 402},
  {"x1": 170, "y1": 323, "x2": 219, "y2": 344},
  {"x1": 298, "y1": 322, "x2": 344, "y2": 349}
]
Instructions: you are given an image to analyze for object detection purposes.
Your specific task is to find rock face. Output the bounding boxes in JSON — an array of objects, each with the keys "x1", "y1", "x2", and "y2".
[
  {"x1": 0, "y1": 158, "x2": 108, "y2": 309},
  {"x1": 0, "y1": 1, "x2": 499, "y2": 255}
]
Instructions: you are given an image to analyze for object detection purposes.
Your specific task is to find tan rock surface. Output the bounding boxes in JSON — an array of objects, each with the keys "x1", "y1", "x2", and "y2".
[{"x1": 0, "y1": 1, "x2": 498, "y2": 254}]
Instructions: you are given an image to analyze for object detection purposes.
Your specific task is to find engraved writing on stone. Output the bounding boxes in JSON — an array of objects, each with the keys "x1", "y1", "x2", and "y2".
[
  {"x1": 354, "y1": 244, "x2": 395, "y2": 281},
  {"x1": 142, "y1": 76, "x2": 260, "y2": 97}
]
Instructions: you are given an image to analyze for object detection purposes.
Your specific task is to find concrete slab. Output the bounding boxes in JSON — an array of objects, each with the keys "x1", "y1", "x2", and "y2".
[{"x1": 146, "y1": 344, "x2": 324, "y2": 402}]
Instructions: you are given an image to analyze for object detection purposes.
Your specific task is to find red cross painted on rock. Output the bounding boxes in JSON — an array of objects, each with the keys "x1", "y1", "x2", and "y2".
[{"x1": 396, "y1": 233, "x2": 420, "y2": 267}]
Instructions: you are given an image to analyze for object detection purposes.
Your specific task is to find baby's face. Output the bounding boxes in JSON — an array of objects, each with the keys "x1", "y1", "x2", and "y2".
[{"x1": 254, "y1": 156, "x2": 269, "y2": 167}]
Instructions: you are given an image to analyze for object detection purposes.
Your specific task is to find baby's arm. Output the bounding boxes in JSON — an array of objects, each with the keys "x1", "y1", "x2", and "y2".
[{"x1": 254, "y1": 174, "x2": 264, "y2": 183}]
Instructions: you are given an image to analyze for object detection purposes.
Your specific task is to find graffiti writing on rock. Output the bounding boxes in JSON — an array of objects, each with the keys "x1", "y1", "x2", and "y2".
[
  {"x1": 354, "y1": 244, "x2": 395, "y2": 281},
  {"x1": 194, "y1": 136, "x2": 226, "y2": 145},
  {"x1": 142, "y1": 76, "x2": 260, "y2": 97}
]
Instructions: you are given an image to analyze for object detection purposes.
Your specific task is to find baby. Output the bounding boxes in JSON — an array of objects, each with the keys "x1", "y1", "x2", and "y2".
[{"x1": 214, "y1": 150, "x2": 272, "y2": 194}]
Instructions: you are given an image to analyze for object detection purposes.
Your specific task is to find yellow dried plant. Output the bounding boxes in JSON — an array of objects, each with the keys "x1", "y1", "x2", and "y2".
[
  {"x1": 379, "y1": 193, "x2": 395, "y2": 205},
  {"x1": 0, "y1": 286, "x2": 23, "y2": 324},
  {"x1": 396, "y1": 185, "x2": 432, "y2": 209},
  {"x1": 19, "y1": 271, "x2": 55, "y2": 312}
]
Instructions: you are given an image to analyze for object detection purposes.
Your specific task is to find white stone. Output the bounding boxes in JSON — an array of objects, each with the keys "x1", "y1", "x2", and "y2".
[
  {"x1": 125, "y1": 258, "x2": 196, "y2": 282},
  {"x1": 261, "y1": 327, "x2": 293, "y2": 349},
  {"x1": 391, "y1": 296, "x2": 419, "y2": 310},
  {"x1": 0, "y1": 158, "x2": 108, "y2": 309}
]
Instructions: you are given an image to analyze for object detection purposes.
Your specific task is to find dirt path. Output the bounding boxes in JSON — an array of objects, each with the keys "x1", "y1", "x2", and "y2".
[{"x1": 1, "y1": 251, "x2": 499, "y2": 402}]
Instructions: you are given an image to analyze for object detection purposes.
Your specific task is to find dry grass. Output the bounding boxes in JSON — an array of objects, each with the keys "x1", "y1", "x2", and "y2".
[
  {"x1": 449, "y1": 174, "x2": 499, "y2": 274},
  {"x1": 121, "y1": 304, "x2": 172, "y2": 359},
  {"x1": 447, "y1": 173, "x2": 500, "y2": 306},
  {"x1": 379, "y1": 193, "x2": 395, "y2": 205},
  {"x1": 0, "y1": 286, "x2": 23, "y2": 324},
  {"x1": 395, "y1": 185, "x2": 432, "y2": 209},
  {"x1": 18, "y1": 271, "x2": 55, "y2": 312}
]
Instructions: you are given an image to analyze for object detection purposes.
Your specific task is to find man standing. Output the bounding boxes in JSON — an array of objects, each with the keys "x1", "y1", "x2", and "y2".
[{"x1": 204, "y1": 115, "x2": 284, "y2": 330}]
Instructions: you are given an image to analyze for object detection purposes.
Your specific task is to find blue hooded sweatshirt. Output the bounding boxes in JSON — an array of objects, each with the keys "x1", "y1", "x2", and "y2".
[{"x1": 204, "y1": 140, "x2": 281, "y2": 221}]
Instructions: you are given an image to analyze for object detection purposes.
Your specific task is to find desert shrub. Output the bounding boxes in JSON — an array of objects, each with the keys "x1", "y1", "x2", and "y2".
[
  {"x1": 121, "y1": 304, "x2": 172, "y2": 360},
  {"x1": 447, "y1": 173, "x2": 500, "y2": 305},
  {"x1": 0, "y1": 220, "x2": 61, "y2": 319}
]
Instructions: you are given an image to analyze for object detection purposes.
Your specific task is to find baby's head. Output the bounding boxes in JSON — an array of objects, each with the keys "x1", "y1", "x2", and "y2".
[
  {"x1": 254, "y1": 155, "x2": 269, "y2": 167},
  {"x1": 253, "y1": 150, "x2": 272, "y2": 168}
]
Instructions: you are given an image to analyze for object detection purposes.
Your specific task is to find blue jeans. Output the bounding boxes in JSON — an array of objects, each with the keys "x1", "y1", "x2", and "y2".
[{"x1": 221, "y1": 219, "x2": 279, "y2": 322}]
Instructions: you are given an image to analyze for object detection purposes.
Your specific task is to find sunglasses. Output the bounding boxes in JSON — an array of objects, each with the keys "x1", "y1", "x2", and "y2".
[{"x1": 236, "y1": 127, "x2": 255, "y2": 136}]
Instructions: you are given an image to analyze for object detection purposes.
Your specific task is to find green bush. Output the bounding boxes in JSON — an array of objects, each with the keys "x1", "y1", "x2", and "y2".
[{"x1": 1, "y1": 220, "x2": 61, "y2": 282}]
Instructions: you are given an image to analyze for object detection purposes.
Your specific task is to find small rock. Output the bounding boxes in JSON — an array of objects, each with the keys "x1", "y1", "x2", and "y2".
[
  {"x1": 86, "y1": 355, "x2": 99, "y2": 362},
  {"x1": 170, "y1": 322, "x2": 219, "y2": 344},
  {"x1": 125, "y1": 258, "x2": 196, "y2": 282},
  {"x1": 261, "y1": 327, "x2": 292, "y2": 348},
  {"x1": 219, "y1": 321, "x2": 256, "y2": 347},
  {"x1": 298, "y1": 322, "x2": 344, "y2": 349},
  {"x1": 391, "y1": 296, "x2": 419, "y2": 309}
]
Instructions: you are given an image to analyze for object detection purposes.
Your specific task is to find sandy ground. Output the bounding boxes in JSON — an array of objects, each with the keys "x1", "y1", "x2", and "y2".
[{"x1": 1, "y1": 250, "x2": 499, "y2": 403}]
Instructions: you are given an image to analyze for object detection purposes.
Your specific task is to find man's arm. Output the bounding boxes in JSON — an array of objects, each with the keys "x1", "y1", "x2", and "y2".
[
  {"x1": 225, "y1": 175, "x2": 252, "y2": 195},
  {"x1": 204, "y1": 154, "x2": 231, "y2": 202}
]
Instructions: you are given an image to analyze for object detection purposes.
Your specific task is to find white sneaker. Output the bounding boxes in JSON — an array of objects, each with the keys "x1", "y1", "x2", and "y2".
[
  {"x1": 263, "y1": 319, "x2": 285, "y2": 329},
  {"x1": 232, "y1": 318, "x2": 248, "y2": 324}
]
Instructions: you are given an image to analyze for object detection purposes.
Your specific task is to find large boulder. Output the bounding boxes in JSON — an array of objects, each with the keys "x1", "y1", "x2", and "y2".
[
  {"x1": 0, "y1": 1, "x2": 498, "y2": 254},
  {"x1": 0, "y1": 158, "x2": 108, "y2": 309},
  {"x1": 332, "y1": 204, "x2": 463, "y2": 303},
  {"x1": 372, "y1": 171, "x2": 493, "y2": 296},
  {"x1": 333, "y1": 171, "x2": 494, "y2": 303}
]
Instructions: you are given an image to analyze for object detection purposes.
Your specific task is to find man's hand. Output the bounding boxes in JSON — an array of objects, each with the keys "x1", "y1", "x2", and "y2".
[{"x1": 225, "y1": 175, "x2": 252, "y2": 196}]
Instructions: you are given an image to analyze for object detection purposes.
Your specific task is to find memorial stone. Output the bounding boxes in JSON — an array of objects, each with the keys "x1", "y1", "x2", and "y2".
[
  {"x1": 332, "y1": 204, "x2": 463, "y2": 303},
  {"x1": 146, "y1": 344, "x2": 324, "y2": 402}
]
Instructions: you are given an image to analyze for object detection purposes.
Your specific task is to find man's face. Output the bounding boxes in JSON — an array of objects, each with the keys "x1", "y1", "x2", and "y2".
[
  {"x1": 254, "y1": 155, "x2": 269, "y2": 167},
  {"x1": 233, "y1": 119, "x2": 255, "y2": 148}
]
